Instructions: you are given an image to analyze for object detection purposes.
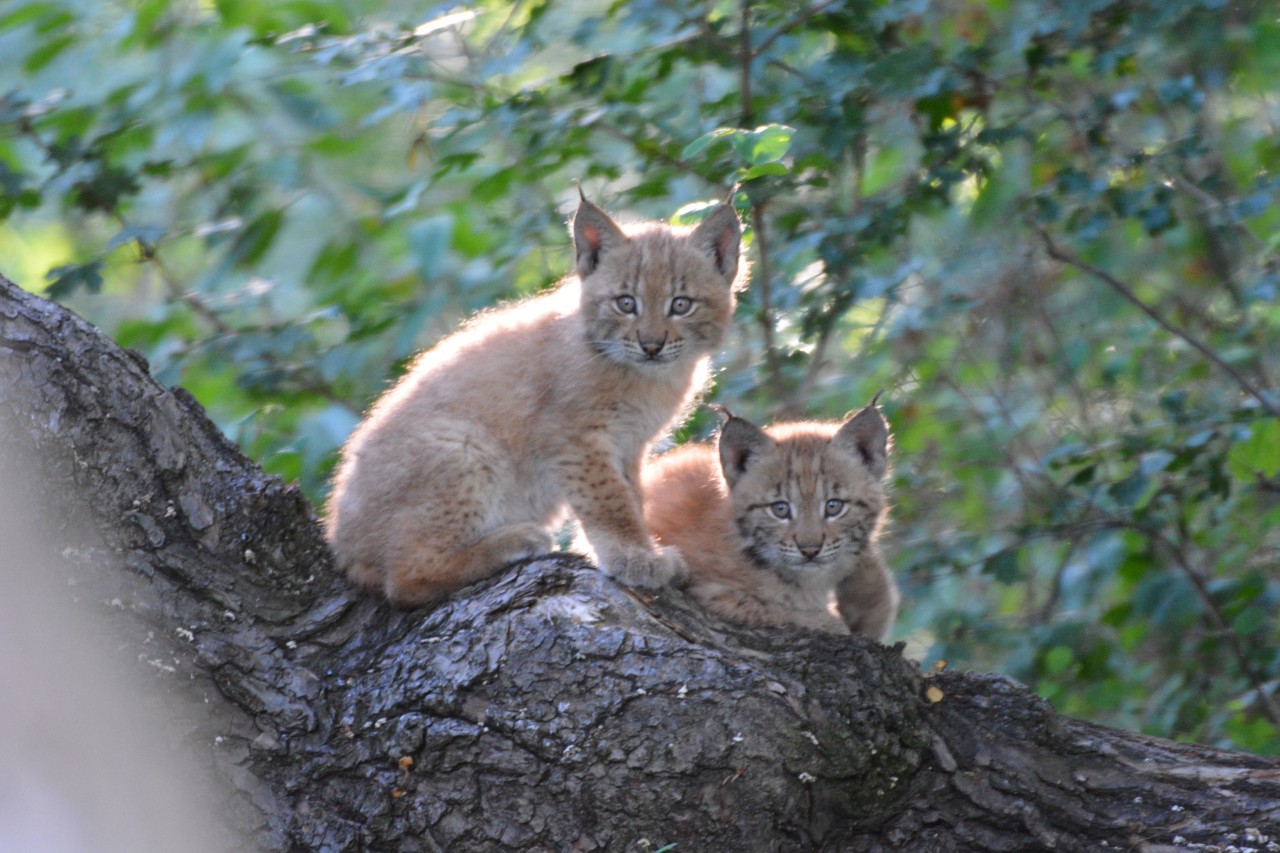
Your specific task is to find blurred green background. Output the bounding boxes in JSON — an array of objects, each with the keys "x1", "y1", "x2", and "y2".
[{"x1": 3, "y1": 0, "x2": 1278, "y2": 753}]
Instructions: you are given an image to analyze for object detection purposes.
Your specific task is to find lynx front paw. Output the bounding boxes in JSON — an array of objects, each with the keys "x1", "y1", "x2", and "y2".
[{"x1": 599, "y1": 544, "x2": 687, "y2": 589}]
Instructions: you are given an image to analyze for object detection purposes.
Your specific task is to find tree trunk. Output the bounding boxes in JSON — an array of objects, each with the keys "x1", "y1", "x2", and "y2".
[{"x1": 2, "y1": 272, "x2": 1278, "y2": 852}]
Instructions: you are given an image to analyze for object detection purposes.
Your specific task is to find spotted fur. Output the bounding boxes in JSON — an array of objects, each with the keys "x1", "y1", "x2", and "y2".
[
  {"x1": 326, "y1": 196, "x2": 744, "y2": 606},
  {"x1": 642, "y1": 404, "x2": 899, "y2": 638}
]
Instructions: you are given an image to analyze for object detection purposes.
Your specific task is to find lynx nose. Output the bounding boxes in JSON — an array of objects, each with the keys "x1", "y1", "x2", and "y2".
[
  {"x1": 798, "y1": 543, "x2": 822, "y2": 561},
  {"x1": 639, "y1": 336, "x2": 667, "y2": 358}
]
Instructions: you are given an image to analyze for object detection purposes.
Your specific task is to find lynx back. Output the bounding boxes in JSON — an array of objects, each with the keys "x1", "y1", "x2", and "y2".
[{"x1": 326, "y1": 196, "x2": 744, "y2": 606}]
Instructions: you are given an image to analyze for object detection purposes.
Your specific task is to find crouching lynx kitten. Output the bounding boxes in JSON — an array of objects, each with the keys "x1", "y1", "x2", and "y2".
[
  {"x1": 642, "y1": 403, "x2": 899, "y2": 639},
  {"x1": 325, "y1": 195, "x2": 744, "y2": 606}
]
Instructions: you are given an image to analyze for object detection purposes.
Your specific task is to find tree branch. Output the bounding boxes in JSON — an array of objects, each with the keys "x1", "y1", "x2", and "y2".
[
  {"x1": 751, "y1": 0, "x2": 840, "y2": 59},
  {"x1": 1030, "y1": 220, "x2": 1280, "y2": 418},
  {"x1": 3, "y1": 272, "x2": 1280, "y2": 850},
  {"x1": 749, "y1": 201, "x2": 789, "y2": 402},
  {"x1": 739, "y1": 0, "x2": 753, "y2": 127},
  {"x1": 737, "y1": 5, "x2": 788, "y2": 404},
  {"x1": 1138, "y1": 522, "x2": 1280, "y2": 730},
  {"x1": 19, "y1": 111, "x2": 359, "y2": 415}
]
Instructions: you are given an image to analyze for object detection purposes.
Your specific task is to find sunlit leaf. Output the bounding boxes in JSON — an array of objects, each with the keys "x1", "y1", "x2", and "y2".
[
  {"x1": 744, "y1": 124, "x2": 794, "y2": 165},
  {"x1": 1228, "y1": 418, "x2": 1280, "y2": 481}
]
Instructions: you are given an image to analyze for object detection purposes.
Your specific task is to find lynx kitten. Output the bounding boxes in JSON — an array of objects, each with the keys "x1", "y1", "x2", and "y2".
[
  {"x1": 643, "y1": 403, "x2": 899, "y2": 639},
  {"x1": 325, "y1": 195, "x2": 744, "y2": 606}
]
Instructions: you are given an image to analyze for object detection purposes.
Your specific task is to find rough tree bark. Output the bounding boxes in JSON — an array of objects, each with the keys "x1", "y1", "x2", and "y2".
[{"x1": 2, "y1": 272, "x2": 1279, "y2": 853}]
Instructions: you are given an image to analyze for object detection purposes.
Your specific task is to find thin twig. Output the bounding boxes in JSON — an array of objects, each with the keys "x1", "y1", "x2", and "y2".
[
  {"x1": 147, "y1": 251, "x2": 358, "y2": 410},
  {"x1": 1032, "y1": 538, "x2": 1079, "y2": 626},
  {"x1": 116, "y1": 216, "x2": 359, "y2": 413},
  {"x1": 1038, "y1": 515, "x2": 1280, "y2": 729},
  {"x1": 122, "y1": 217, "x2": 234, "y2": 336},
  {"x1": 750, "y1": 202, "x2": 787, "y2": 400},
  {"x1": 1030, "y1": 513, "x2": 1280, "y2": 730},
  {"x1": 590, "y1": 123, "x2": 699, "y2": 176},
  {"x1": 1164, "y1": 168, "x2": 1276, "y2": 390},
  {"x1": 1137, "y1": 522, "x2": 1280, "y2": 730},
  {"x1": 22, "y1": 105, "x2": 362, "y2": 415},
  {"x1": 785, "y1": 118, "x2": 871, "y2": 414},
  {"x1": 1165, "y1": 171, "x2": 1268, "y2": 256},
  {"x1": 751, "y1": 0, "x2": 840, "y2": 59},
  {"x1": 739, "y1": 0, "x2": 753, "y2": 126},
  {"x1": 737, "y1": 3, "x2": 785, "y2": 402},
  {"x1": 1030, "y1": 220, "x2": 1280, "y2": 418},
  {"x1": 783, "y1": 318, "x2": 837, "y2": 416}
]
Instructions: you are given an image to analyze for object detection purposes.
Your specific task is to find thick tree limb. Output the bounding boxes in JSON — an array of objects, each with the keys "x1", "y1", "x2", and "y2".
[{"x1": 2, "y1": 272, "x2": 1278, "y2": 851}]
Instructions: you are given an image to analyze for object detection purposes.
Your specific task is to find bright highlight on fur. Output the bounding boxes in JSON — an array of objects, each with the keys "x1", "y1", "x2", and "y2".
[
  {"x1": 325, "y1": 195, "x2": 744, "y2": 606},
  {"x1": 643, "y1": 402, "x2": 899, "y2": 639}
]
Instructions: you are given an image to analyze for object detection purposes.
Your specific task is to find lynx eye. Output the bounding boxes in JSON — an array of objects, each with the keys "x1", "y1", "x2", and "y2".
[
  {"x1": 767, "y1": 501, "x2": 792, "y2": 521},
  {"x1": 615, "y1": 294, "x2": 637, "y2": 314},
  {"x1": 824, "y1": 498, "x2": 847, "y2": 519},
  {"x1": 669, "y1": 296, "x2": 693, "y2": 316}
]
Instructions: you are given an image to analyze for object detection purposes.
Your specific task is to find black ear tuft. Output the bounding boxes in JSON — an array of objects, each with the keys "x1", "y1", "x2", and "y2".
[
  {"x1": 572, "y1": 196, "x2": 628, "y2": 279},
  {"x1": 834, "y1": 403, "x2": 890, "y2": 480},
  {"x1": 718, "y1": 414, "x2": 773, "y2": 488},
  {"x1": 708, "y1": 403, "x2": 734, "y2": 424},
  {"x1": 689, "y1": 203, "x2": 742, "y2": 285}
]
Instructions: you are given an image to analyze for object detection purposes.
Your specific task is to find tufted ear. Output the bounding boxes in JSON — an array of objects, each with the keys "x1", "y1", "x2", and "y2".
[
  {"x1": 572, "y1": 195, "x2": 629, "y2": 279},
  {"x1": 833, "y1": 403, "x2": 890, "y2": 480},
  {"x1": 718, "y1": 413, "x2": 774, "y2": 488},
  {"x1": 688, "y1": 203, "x2": 742, "y2": 285}
]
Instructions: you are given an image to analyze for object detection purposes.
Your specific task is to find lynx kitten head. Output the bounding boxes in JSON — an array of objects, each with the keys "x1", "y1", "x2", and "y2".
[
  {"x1": 572, "y1": 196, "x2": 742, "y2": 370},
  {"x1": 718, "y1": 405, "x2": 890, "y2": 578}
]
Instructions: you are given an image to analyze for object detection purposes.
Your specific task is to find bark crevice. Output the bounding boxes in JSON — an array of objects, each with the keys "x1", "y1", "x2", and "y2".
[{"x1": 2, "y1": 273, "x2": 1279, "y2": 852}]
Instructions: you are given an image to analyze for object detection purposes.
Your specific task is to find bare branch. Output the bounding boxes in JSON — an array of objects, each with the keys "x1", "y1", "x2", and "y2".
[
  {"x1": 739, "y1": 0, "x2": 753, "y2": 126},
  {"x1": 125, "y1": 223, "x2": 360, "y2": 414},
  {"x1": 752, "y1": 0, "x2": 840, "y2": 59},
  {"x1": 1030, "y1": 220, "x2": 1280, "y2": 418},
  {"x1": 750, "y1": 201, "x2": 788, "y2": 402},
  {"x1": 1138, "y1": 523, "x2": 1280, "y2": 730},
  {"x1": 5, "y1": 272, "x2": 1280, "y2": 850}
]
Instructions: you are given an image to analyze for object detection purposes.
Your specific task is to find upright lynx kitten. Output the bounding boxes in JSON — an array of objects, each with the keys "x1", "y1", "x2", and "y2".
[
  {"x1": 643, "y1": 403, "x2": 899, "y2": 639},
  {"x1": 326, "y1": 195, "x2": 743, "y2": 606}
]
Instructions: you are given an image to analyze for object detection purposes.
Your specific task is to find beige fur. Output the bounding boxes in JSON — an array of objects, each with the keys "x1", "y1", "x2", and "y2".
[
  {"x1": 642, "y1": 404, "x2": 899, "y2": 639},
  {"x1": 325, "y1": 196, "x2": 744, "y2": 606}
]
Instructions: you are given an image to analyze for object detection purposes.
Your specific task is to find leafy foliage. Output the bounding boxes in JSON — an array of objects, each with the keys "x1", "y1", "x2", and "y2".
[{"x1": 3, "y1": 0, "x2": 1278, "y2": 753}]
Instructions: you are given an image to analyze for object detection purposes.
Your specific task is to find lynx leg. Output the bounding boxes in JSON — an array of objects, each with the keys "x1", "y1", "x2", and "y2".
[
  {"x1": 336, "y1": 421, "x2": 557, "y2": 607},
  {"x1": 835, "y1": 552, "x2": 900, "y2": 641},
  {"x1": 383, "y1": 522, "x2": 553, "y2": 607},
  {"x1": 561, "y1": 436, "x2": 686, "y2": 589}
]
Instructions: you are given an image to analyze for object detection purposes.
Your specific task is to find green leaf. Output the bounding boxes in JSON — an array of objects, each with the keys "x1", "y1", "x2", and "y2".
[
  {"x1": 744, "y1": 124, "x2": 795, "y2": 165},
  {"x1": 682, "y1": 124, "x2": 794, "y2": 166},
  {"x1": 982, "y1": 549, "x2": 1021, "y2": 584},
  {"x1": 739, "y1": 161, "x2": 789, "y2": 181},
  {"x1": 45, "y1": 260, "x2": 104, "y2": 299},
  {"x1": 106, "y1": 224, "x2": 165, "y2": 253},
  {"x1": 1139, "y1": 450, "x2": 1175, "y2": 475},
  {"x1": 23, "y1": 31, "x2": 76, "y2": 71},
  {"x1": 0, "y1": 3, "x2": 73, "y2": 32},
  {"x1": 71, "y1": 163, "x2": 142, "y2": 213},
  {"x1": 1228, "y1": 418, "x2": 1280, "y2": 481},
  {"x1": 408, "y1": 215, "x2": 454, "y2": 280},
  {"x1": 228, "y1": 209, "x2": 284, "y2": 268},
  {"x1": 670, "y1": 200, "x2": 730, "y2": 226},
  {"x1": 1231, "y1": 606, "x2": 1266, "y2": 636},
  {"x1": 1108, "y1": 472, "x2": 1149, "y2": 507},
  {"x1": 1043, "y1": 645, "x2": 1074, "y2": 676},
  {"x1": 682, "y1": 128, "x2": 735, "y2": 160}
]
